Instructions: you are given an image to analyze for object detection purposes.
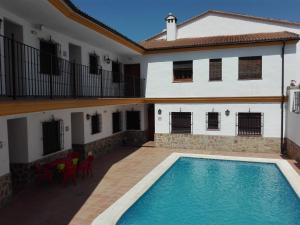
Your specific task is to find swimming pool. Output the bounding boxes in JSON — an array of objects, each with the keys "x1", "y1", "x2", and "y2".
[{"x1": 92, "y1": 154, "x2": 300, "y2": 225}]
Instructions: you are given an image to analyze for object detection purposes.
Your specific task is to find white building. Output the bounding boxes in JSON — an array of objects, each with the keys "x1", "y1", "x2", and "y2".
[{"x1": 0, "y1": 1, "x2": 299, "y2": 206}]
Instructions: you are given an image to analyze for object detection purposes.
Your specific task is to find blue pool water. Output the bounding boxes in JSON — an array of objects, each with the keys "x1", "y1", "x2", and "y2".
[{"x1": 116, "y1": 157, "x2": 300, "y2": 225}]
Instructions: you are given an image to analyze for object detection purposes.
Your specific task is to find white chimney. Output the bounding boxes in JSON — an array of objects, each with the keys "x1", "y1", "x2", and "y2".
[{"x1": 165, "y1": 13, "x2": 177, "y2": 41}]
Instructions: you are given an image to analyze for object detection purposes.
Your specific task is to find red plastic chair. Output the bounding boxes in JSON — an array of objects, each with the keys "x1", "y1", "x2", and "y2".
[
  {"x1": 77, "y1": 155, "x2": 94, "y2": 178},
  {"x1": 62, "y1": 160, "x2": 77, "y2": 186},
  {"x1": 34, "y1": 163, "x2": 53, "y2": 184}
]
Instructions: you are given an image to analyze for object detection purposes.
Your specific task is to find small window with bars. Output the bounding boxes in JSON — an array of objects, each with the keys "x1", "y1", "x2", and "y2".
[
  {"x1": 237, "y1": 113, "x2": 263, "y2": 136},
  {"x1": 238, "y1": 56, "x2": 262, "y2": 80},
  {"x1": 170, "y1": 112, "x2": 192, "y2": 134},
  {"x1": 206, "y1": 112, "x2": 220, "y2": 130},
  {"x1": 112, "y1": 111, "x2": 122, "y2": 133},
  {"x1": 209, "y1": 59, "x2": 222, "y2": 81},
  {"x1": 173, "y1": 61, "x2": 193, "y2": 82},
  {"x1": 91, "y1": 113, "x2": 101, "y2": 134},
  {"x1": 293, "y1": 91, "x2": 300, "y2": 113},
  {"x1": 89, "y1": 53, "x2": 99, "y2": 74}
]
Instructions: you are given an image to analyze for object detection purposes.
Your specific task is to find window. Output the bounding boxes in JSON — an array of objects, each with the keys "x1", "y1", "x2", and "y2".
[
  {"x1": 91, "y1": 113, "x2": 101, "y2": 134},
  {"x1": 171, "y1": 112, "x2": 192, "y2": 134},
  {"x1": 89, "y1": 53, "x2": 99, "y2": 74},
  {"x1": 112, "y1": 112, "x2": 122, "y2": 133},
  {"x1": 293, "y1": 92, "x2": 300, "y2": 113},
  {"x1": 209, "y1": 59, "x2": 222, "y2": 81},
  {"x1": 126, "y1": 111, "x2": 141, "y2": 130},
  {"x1": 112, "y1": 61, "x2": 121, "y2": 83},
  {"x1": 239, "y1": 56, "x2": 262, "y2": 80},
  {"x1": 40, "y1": 40, "x2": 59, "y2": 75},
  {"x1": 42, "y1": 119, "x2": 64, "y2": 155},
  {"x1": 237, "y1": 113, "x2": 263, "y2": 136},
  {"x1": 173, "y1": 61, "x2": 193, "y2": 82},
  {"x1": 207, "y1": 112, "x2": 220, "y2": 130}
]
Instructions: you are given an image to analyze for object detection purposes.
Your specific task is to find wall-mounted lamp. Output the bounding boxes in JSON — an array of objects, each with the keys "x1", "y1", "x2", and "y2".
[
  {"x1": 158, "y1": 109, "x2": 162, "y2": 115},
  {"x1": 34, "y1": 24, "x2": 44, "y2": 31},
  {"x1": 103, "y1": 55, "x2": 111, "y2": 64},
  {"x1": 225, "y1": 109, "x2": 230, "y2": 116},
  {"x1": 86, "y1": 114, "x2": 91, "y2": 120}
]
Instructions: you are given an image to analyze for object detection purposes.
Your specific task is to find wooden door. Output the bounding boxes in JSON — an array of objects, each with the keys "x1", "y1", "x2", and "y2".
[{"x1": 124, "y1": 64, "x2": 140, "y2": 97}]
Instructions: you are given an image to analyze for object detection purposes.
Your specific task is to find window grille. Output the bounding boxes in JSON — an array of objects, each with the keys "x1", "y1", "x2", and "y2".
[
  {"x1": 112, "y1": 111, "x2": 122, "y2": 133},
  {"x1": 91, "y1": 113, "x2": 101, "y2": 134},
  {"x1": 238, "y1": 56, "x2": 262, "y2": 80},
  {"x1": 209, "y1": 59, "x2": 222, "y2": 81},
  {"x1": 237, "y1": 113, "x2": 263, "y2": 136},
  {"x1": 170, "y1": 112, "x2": 192, "y2": 134},
  {"x1": 173, "y1": 61, "x2": 193, "y2": 82},
  {"x1": 42, "y1": 119, "x2": 64, "y2": 155},
  {"x1": 293, "y1": 91, "x2": 300, "y2": 113},
  {"x1": 206, "y1": 112, "x2": 220, "y2": 130}
]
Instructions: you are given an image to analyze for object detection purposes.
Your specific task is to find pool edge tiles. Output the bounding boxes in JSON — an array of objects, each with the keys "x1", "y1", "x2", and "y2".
[{"x1": 91, "y1": 153, "x2": 300, "y2": 225}]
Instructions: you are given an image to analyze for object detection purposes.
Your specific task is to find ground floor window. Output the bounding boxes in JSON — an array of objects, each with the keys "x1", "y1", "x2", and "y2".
[
  {"x1": 42, "y1": 119, "x2": 64, "y2": 155},
  {"x1": 91, "y1": 113, "x2": 101, "y2": 134},
  {"x1": 112, "y1": 112, "x2": 122, "y2": 133},
  {"x1": 170, "y1": 112, "x2": 192, "y2": 134},
  {"x1": 207, "y1": 112, "x2": 220, "y2": 130},
  {"x1": 237, "y1": 113, "x2": 263, "y2": 136},
  {"x1": 126, "y1": 111, "x2": 141, "y2": 130}
]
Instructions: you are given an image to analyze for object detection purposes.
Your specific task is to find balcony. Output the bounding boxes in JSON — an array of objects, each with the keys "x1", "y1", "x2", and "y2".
[{"x1": 0, "y1": 35, "x2": 145, "y2": 100}]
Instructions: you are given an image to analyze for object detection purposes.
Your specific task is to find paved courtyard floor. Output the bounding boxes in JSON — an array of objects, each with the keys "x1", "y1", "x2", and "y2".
[{"x1": 0, "y1": 143, "x2": 299, "y2": 225}]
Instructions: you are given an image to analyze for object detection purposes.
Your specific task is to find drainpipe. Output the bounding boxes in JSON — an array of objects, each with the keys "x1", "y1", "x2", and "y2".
[{"x1": 280, "y1": 42, "x2": 286, "y2": 155}]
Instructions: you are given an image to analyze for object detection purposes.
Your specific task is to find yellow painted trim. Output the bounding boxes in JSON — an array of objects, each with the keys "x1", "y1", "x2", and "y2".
[{"x1": 0, "y1": 96, "x2": 286, "y2": 116}]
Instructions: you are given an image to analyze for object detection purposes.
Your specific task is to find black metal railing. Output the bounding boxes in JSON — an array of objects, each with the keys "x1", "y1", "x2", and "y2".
[{"x1": 0, "y1": 34, "x2": 144, "y2": 99}]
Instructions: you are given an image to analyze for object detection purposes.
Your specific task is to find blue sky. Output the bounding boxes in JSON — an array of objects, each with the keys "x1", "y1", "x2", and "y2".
[{"x1": 71, "y1": 0, "x2": 300, "y2": 42}]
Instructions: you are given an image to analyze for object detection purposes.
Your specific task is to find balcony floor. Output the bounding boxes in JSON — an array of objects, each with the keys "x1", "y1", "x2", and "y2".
[{"x1": 0, "y1": 144, "x2": 299, "y2": 225}]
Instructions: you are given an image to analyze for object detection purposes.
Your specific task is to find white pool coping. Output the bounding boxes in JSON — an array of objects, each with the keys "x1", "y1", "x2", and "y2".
[{"x1": 91, "y1": 153, "x2": 300, "y2": 225}]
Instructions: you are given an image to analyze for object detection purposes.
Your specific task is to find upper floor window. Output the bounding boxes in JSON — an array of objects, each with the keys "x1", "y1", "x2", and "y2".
[
  {"x1": 112, "y1": 61, "x2": 121, "y2": 83},
  {"x1": 237, "y1": 113, "x2": 263, "y2": 136},
  {"x1": 293, "y1": 91, "x2": 300, "y2": 113},
  {"x1": 91, "y1": 113, "x2": 101, "y2": 134},
  {"x1": 238, "y1": 56, "x2": 262, "y2": 80},
  {"x1": 40, "y1": 40, "x2": 59, "y2": 75},
  {"x1": 89, "y1": 53, "x2": 99, "y2": 74},
  {"x1": 207, "y1": 112, "x2": 220, "y2": 130},
  {"x1": 173, "y1": 61, "x2": 193, "y2": 82},
  {"x1": 171, "y1": 112, "x2": 192, "y2": 134},
  {"x1": 209, "y1": 59, "x2": 222, "y2": 81}
]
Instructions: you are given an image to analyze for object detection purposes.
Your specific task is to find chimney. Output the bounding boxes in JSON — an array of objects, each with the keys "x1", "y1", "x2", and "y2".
[{"x1": 165, "y1": 13, "x2": 177, "y2": 41}]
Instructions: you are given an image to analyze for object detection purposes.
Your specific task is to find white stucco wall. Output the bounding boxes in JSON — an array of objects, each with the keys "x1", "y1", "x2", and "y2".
[
  {"x1": 140, "y1": 44, "x2": 298, "y2": 98},
  {"x1": 0, "y1": 103, "x2": 147, "y2": 164},
  {"x1": 286, "y1": 89, "x2": 300, "y2": 146},
  {"x1": 157, "y1": 14, "x2": 300, "y2": 40},
  {"x1": 155, "y1": 103, "x2": 282, "y2": 138},
  {"x1": 0, "y1": 118, "x2": 10, "y2": 176}
]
